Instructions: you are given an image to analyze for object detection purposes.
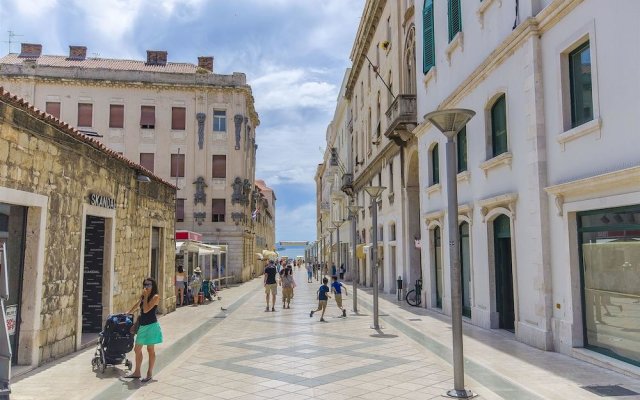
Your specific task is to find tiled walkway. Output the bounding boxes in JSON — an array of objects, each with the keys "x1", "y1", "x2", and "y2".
[{"x1": 10, "y1": 268, "x2": 640, "y2": 399}]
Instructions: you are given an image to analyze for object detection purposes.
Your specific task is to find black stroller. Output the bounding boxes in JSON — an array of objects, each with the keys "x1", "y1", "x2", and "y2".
[{"x1": 91, "y1": 313, "x2": 134, "y2": 373}]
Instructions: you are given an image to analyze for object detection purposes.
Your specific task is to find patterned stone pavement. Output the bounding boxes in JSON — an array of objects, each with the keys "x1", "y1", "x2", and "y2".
[{"x1": 10, "y1": 267, "x2": 640, "y2": 399}]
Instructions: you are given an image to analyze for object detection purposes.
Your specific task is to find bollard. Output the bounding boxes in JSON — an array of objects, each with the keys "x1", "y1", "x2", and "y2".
[{"x1": 397, "y1": 275, "x2": 403, "y2": 301}]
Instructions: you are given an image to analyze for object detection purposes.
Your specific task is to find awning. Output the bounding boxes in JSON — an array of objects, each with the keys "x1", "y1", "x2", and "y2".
[
  {"x1": 198, "y1": 244, "x2": 221, "y2": 256},
  {"x1": 356, "y1": 244, "x2": 365, "y2": 259},
  {"x1": 176, "y1": 241, "x2": 221, "y2": 255}
]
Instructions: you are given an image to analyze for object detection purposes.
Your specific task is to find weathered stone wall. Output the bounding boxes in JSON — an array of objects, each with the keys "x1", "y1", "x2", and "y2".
[{"x1": 0, "y1": 99, "x2": 175, "y2": 364}]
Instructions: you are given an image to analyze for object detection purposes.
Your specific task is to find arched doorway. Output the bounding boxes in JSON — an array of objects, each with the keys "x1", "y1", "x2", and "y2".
[
  {"x1": 406, "y1": 152, "x2": 421, "y2": 287},
  {"x1": 493, "y1": 214, "x2": 514, "y2": 331}
]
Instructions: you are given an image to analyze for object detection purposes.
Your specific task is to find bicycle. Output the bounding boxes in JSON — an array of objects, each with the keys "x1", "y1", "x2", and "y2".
[{"x1": 405, "y1": 279, "x2": 422, "y2": 307}]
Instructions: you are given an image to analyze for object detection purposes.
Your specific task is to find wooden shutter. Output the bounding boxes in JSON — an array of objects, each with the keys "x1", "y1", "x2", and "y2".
[
  {"x1": 171, "y1": 107, "x2": 186, "y2": 130},
  {"x1": 109, "y1": 104, "x2": 124, "y2": 128},
  {"x1": 77, "y1": 103, "x2": 92, "y2": 127},
  {"x1": 46, "y1": 102, "x2": 61, "y2": 119},
  {"x1": 171, "y1": 154, "x2": 185, "y2": 177},
  {"x1": 423, "y1": 0, "x2": 435, "y2": 73},
  {"x1": 176, "y1": 199, "x2": 185, "y2": 222},
  {"x1": 491, "y1": 95, "x2": 508, "y2": 156},
  {"x1": 212, "y1": 155, "x2": 226, "y2": 178},
  {"x1": 448, "y1": 0, "x2": 462, "y2": 42},
  {"x1": 139, "y1": 153, "x2": 154, "y2": 172},
  {"x1": 140, "y1": 106, "x2": 155, "y2": 128}
]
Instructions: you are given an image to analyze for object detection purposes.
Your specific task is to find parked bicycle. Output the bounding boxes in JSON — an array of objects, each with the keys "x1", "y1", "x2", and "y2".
[{"x1": 405, "y1": 279, "x2": 422, "y2": 307}]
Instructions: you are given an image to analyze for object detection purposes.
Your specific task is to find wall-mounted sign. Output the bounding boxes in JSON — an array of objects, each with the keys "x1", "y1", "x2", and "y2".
[
  {"x1": 89, "y1": 194, "x2": 116, "y2": 209},
  {"x1": 5, "y1": 305, "x2": 16, "y2": 336}
]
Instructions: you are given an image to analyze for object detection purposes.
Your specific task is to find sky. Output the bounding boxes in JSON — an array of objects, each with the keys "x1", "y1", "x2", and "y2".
[{"x1": 0, "y1": 0, "x2": 365, "y2": 243}]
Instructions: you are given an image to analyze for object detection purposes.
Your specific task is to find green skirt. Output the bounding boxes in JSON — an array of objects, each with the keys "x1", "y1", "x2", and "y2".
[{"x1": 135, "y1": 322, "x2": 163, "y2": 345}]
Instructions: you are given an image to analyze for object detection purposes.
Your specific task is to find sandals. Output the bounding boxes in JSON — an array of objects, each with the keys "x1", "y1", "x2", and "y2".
[
  {"x1": 124, "y1": 374, "x2": 141, "y2": 379},
  {"x1": 141, "y1": 377, "x2": 152, "y2": 383}
]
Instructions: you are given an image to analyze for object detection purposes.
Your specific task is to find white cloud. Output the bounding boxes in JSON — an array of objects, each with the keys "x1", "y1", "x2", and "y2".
[
  {"x1": 11, "y1": 0, "x2": 58, "y2": 17},
  {"x1": 276, "y1": 202, "x2": 317, "y2": 240}
]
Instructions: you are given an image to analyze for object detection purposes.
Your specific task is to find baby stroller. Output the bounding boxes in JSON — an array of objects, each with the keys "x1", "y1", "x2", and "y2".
[
  {"x1": 91, "y1": 313, "x2": 134, "y2": 373},
  {"x1": 202, "y1": 280, "x2": 220, "y2": 301}
]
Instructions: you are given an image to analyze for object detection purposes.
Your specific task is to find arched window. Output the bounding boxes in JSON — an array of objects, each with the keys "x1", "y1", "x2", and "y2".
[
  {"x1": 431, "y1": 144, "x2": 439, "y2": 185},
  {"x1": 490, "y1": 94, "x2": 508, "y2": 157},
  {"x1": 404, "y1": 26, "x2": 417, "y2": 95}
]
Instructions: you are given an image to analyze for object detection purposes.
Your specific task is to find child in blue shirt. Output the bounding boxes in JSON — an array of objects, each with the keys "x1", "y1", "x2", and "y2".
[
  {"x1": 331, "y1": 276, "x2": 348, "y2": 317},
  {"x1": 310, "y1": 277, "x2": 331, "y2": 322}
]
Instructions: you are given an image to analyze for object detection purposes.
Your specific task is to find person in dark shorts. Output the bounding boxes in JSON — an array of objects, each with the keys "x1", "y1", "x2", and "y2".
[
  {"x1": 264, "y1": 260, "x2": 278, "y2": 312},
  {"x1": 310, "y1": 277, "x2": 331, "y2": 322},
  {"x1": 331, "y1": 275, "x2": 348, "y2": 317}
]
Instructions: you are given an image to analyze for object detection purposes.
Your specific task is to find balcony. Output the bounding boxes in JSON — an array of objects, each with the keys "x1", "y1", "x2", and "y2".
[
  {"x1": 340, "y1": 173, "x2": 353, "y2": 197},
  {"x1": 384, "y1": 94, "x2": 417, "y2": 145}
]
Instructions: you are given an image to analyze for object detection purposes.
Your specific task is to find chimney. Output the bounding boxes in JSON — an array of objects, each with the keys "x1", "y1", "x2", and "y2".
[
  {"x1": 19, "y1": 43, "x2": 42, "y2": 58},
  {"x1": 68, "y1": 45, "x2": 87, "y2": 60},
  {"x1": 146, "y1": 50, "x2": 167, "y2": 66},
  {"x1": 197, "y1": 56, "x2": 214, "y2": 72}
]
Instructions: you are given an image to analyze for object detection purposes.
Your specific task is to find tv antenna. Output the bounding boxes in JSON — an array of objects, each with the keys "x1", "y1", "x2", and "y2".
[{"x1": 3, "y1": 31, "x2": 23, "y2": 54}]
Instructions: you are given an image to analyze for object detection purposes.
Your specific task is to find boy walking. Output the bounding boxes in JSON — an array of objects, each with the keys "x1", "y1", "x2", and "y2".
[
  {"x1": 310, "y1": 277, "x2": 331, "y2": 322},
  {"x1": 331, "y1": 275, "x2": 348, "y2": 317}
]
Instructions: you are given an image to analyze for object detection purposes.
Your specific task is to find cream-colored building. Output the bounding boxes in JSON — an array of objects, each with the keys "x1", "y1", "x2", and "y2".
[
  {"x1": 254, "y1": 179, "x2": 276, "y2": 275},
  {"x1": 0, "y1": 43, "x2": 262, "y2": 282}
]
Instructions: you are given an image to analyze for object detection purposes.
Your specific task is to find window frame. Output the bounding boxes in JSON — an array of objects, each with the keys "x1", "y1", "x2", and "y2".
[
  {"x1": 568, "y1": 41, "x2": 593, "y2": 129},
  {"x1": 171, "y1": 106, "x2": 186, "y2": 131},
  {"x1": 211, "y1": 199, "x2": 226, "y2": 222},
  {"x1": 77, "y1": 103, "x2": 93, "y2": 128},
  {"x1": 140, "y1": 105, "x2": 156, "y2": 129},
  {"x1": 211, "y1": 155, "x2": 227, "y2": 179},
  {"x1": 213, "y1": 110, "x2": 226, "y2": 132},
  {"x1": 456, "y1": 126, "x2": 467, "y2": 173},
  {"x1": 431, "y1": 143, "x2": 440, "y2": 185},
  {"x1": 490, "y1": 94, "x2": 508, "y2": 157},
  {"x1": 176, "y1": 199, "x2": 185, "y2": 222},
  {"x1": 139, "y1": 153, "x2": 154, "y2": 173},
  {"x1": 46, "y1": 101, "x2": 61, "y2": 119},
  {"x1": 170, "y1": 153, "x2": 185, "y2": 178},
  {"x1": 109, "y1": 104, "x2": 125, "y2": 129}
]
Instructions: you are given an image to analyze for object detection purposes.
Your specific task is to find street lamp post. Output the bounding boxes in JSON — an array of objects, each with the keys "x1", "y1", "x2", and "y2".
[
  {"x1": 332, "y1": 220, "x2": 345, "y2": 277},
  {"x1": 364, "y1": 186, "x2": 386, "y2": 330},
  {"x1": 347, "y1": 204, "x2": 363, "y2": 313},
  {"x1": 425, "y1": 109, "x2": 476, "y2": 399},
  {"x1": 327, "y1": 227, "x2": 336, "y2": 276}
]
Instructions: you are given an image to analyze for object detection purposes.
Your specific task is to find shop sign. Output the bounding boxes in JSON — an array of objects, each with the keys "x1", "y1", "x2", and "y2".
[
  {"x1": 89, "y1": 193, "x2": 116, "y2": 209},
  {"x1": 5, "y1": 305, "x2": 17, "y2": 336}
]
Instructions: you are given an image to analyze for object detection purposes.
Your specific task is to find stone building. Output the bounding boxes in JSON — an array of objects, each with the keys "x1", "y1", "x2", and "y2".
[
  {"x1": 253, "y1": 179, "x2": 276, "y2": 275},
  {"x1": 0, "y1": 88, "x2": 176, "y2": 367},
  {"x1": 0, "y1": 44, "x2": 261, "y2": 282}
]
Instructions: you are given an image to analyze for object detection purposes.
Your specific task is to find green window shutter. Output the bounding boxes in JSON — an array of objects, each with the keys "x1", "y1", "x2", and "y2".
[
  {"x1": 491, "y1": 95, "x2": 508, "y2": 157},
  {"x1": 432, "y1": 144, "x2": 440, "y2": 185},
  {"x1": 457, "y1": 126, "x2": 467, "y2": 173},
  {"x1": 423, "y1": 0, "x2": 435, "y2": 73},
  {"x1": 448, "y1": 0, "x2": 462, "y2": 42}
]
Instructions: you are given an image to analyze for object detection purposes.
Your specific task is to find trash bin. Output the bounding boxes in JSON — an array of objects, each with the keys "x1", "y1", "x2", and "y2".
[{"x1": 397, "y1": 275, "x2": 403, "y2": 301}]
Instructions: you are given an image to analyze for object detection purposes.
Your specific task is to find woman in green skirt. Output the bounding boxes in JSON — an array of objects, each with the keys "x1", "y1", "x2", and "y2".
[{"x1": 125, "y1": 277, "x2": 163, "y2": 382}]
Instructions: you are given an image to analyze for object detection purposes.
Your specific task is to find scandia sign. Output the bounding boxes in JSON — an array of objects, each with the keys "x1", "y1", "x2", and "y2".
[{"x1": 89, "y1": 193, "x2": 116, "y2": 209}]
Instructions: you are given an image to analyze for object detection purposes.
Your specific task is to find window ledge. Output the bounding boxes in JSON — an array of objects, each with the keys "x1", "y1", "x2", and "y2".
[
  {"x1": 423, "y1": 67, "x2": 437, "y2": 89},
  {"x1": 456, "y1": 170, "x2": 471, "y2": 183},
  {"x1": 425, "y1": 183, "x2": 441, "y2": 198},
  {"x1": 477, "y1": 0, "x2": 502, "y2": 28},
  {"x1": 557, "y1": 118, "x2": 602, "y2": 151},
  {"x1": 445, "y1": 32, "x2": 464, "y2": 65},
  {"x1": 479, "y1": 152, "x2": 513, "y2": 176},
  {"x1": 109, "y1": 129, "x2": 124, "y2": 138},
  {"x1": 140, "y1": 129, "x2": 155, "y2": 139},
  {"x1": 171, "y1": 130, "x2": 187, "y2": 140}
]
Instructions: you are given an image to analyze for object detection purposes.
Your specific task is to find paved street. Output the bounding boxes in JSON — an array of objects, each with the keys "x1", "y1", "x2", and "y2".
[{"x1": 10, "y1": 268, "x2": 640, "y2": 400}]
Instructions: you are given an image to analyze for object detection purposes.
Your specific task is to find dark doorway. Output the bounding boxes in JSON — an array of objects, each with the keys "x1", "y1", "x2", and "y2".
[
  {"x1": 434, "y1": 226, "x2": 443, "y2": 309},
  {"x1": 460, "y1": 222, "x2": 471, "y2": 318},
  {"x1": 493, "y1": 215, "x2": 514, "y2": 331},
  {"x1": 82, "y1": 215, "x2": 105, "y2": 335}
]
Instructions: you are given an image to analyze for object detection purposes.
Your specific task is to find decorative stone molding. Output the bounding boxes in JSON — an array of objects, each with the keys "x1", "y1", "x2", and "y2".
[
  {"x1": 477, "y1": 0, "x2": 502, "y2": 28},
  {"x1": 425, "y1": 183, "x2": 441, "y2": 198},
  {"x1": 478, "y1": 192, "x2": 518, "y2": 222},
  {"x1": 231, "y1": 212, "x2": 245, "y2": 225},
  {"x1": 234, "y1": 114, "x2": 244, "y2": 150},
  {"x1": 458, "y1": 203, "x2": 474, "y2": 224},
  {"x1": 557, "y1": 117, "x2": 602, "y2": 151},
  {"x1": 193, "y1": 211, "x2": 206, "y2": 226},
  {"x1": 479, "y1": 152, "x2": 513, "y2": 176},
  {"x1": 231, "y1": 177, "x2": 244, "y2": 205},
  {"x1": 456, "y1": 170, "x2": 471, "y2": 183},
  {"x1": 196, "y1": 112, "x2": 206, "y2": 150},
  {"x1": 193, "y1": 176, "x2": 207, "y2": 205},
  {"x1": 423, "y1": 66, "x2": 437, "y2": 89},
  {"x1": 445, "y1": 32, "x2": 464, "y2": 65},
  {"x1": 424, "y1": 209, "x2": 445, "y2": 225}
]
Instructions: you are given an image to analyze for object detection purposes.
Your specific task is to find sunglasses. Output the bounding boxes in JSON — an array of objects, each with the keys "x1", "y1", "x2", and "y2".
[{"x1": 144, "y1": 283, "x2": 152, "y2": 288}]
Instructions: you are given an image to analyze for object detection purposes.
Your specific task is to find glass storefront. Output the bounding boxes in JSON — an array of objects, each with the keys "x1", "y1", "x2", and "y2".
[{"x1": 578, "y1": 205, "x2": 640, "y2": 366}]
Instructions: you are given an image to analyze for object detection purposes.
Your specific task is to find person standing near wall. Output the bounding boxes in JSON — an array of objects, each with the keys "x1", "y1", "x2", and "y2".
[{"x1": 264, "y1": 260, "x2": 278, "y2": 312}]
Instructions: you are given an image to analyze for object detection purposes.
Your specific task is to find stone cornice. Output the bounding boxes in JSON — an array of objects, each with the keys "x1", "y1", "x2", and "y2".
[
  {"x1": 346, "y1": 0, "x2": 386, "y2": 99},
  {"x1": 352, "y1": 141, "x2": 399, "y2": 192}
]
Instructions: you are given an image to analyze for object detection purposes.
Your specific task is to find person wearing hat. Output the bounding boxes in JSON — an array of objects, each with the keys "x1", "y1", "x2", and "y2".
[{"x1": 189, "y1": 267, "x2": 202, "y2": 306}]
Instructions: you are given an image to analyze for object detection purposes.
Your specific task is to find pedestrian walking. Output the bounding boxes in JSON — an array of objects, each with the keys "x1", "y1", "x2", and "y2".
[
  {"x1": 331, "y1": 263, "x2": 337, "y2": 277},
  {"x1": 264, "y1": 260, "x2": 278, "y2": 312},
  {"x1": 281, "y1": 267, "x2": 296, "y2": 309},
  {"x1": 339, "y1": 264, "x2": 345, "y2": 280},
  {"x1": 125, "y1": 277, "x2": 163, "y2": 383},
  {"x1": 306, "y1": 262, "x2": 313, "y2": 283},
  {"x1": 175, "y1": 265, "x2": 186, "y2": 306},
  {"x1": 189, "y1": 267, "x2": 202, "y2": 306},
  {"x1": 331, "y1": 275, "x2": 348, "y2": 317},
  {"x1": 310, "y1": 277, "x2": 331, "y2": 322}
]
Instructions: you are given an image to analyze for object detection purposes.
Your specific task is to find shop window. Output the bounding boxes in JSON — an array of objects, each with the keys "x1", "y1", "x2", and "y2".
[
  {"x1": 109, "y1": 104, "x2": 124, "y2": 129},
  {"x1": 171, "y1": 107, "x2": 186, "y2": 130}
]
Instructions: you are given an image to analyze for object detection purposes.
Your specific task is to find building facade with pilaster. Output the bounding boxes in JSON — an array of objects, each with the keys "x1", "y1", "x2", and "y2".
[{"x1": 0, "y1": 44, "x2": 261, "y2": 282}]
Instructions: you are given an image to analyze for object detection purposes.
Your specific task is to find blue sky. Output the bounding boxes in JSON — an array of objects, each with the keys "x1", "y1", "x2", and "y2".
[{"x1": 0, "y1": 0, "x2": 365, "y2": 243}]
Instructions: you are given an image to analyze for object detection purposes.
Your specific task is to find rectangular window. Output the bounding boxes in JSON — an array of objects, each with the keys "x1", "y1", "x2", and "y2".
[
  {"x1": 77, "y1": 103, "x2": 93, "y2": 127},
  {"x1": 457, "y1": 126, "x2": 467, "y2": 173},
  {"x1": 109, "y1": 104, "x2": 124, "y2": 128},
  {"x1": 423, "y1": 0, "x2": 435, "y2": 73},
  {"x1": 140, "y1": 105, "x2": 155, "y2": 129},
  {"x1": 139, "y1": 153, "x2": 154, "y2": 172},
  {"x1": 389, "y1": 161, "x2": 394, "y2": 192},
  {"x1": 176, "y1": 199, "x2": 185, "y2": 222},
  {"x1": 448, "y1": 0, "x2": 462, "y2": 42},
  {"x1": 212, "y1": 199, "x2": 225, "y2": 222},
  {"x1": 491, "y1": 95, "x2": 508, "y2": 157},
  {"x1": 170, "y1": 153, "x2": 185, "y2": 178},
  {"x1": 46, "y1": 102, "x2": 61, "y2": 119},
  {"x1": 569, "y1": 41, "x2": 593, "y2": 128},
  {"x1": 432, "y1": 144, "x2": 440, "y2": 185},
  {"x1": 212, "y1": 155, "x2": 226, "y2": 179},
  {"x1": 213, "y1": 110, "x2": 226, "y2": 132},
  {"x1": 171, "y1": 107, "x2": 186, "y2": 130}
]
